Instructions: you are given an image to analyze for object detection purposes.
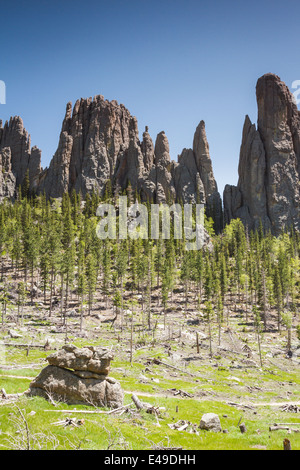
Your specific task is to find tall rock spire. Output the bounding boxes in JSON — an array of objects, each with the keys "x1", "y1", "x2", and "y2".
[
  {"x1": 192, "y1": 120, "x2": 223, "y2": 230},
  {"x1": 224, "y1": 73, "x2": 300, "y2": 234},
  {"x1": 36, "y1": 96, "x2": 222, "y2": 230},
  {"x1": 0, "y1": 94, "x2": 223, "y2": 231},
  {"x1": 0, "y1": 116, "x2": 41, "y2": 195},
  {"x1": 256, "y1": 73, "x2": 300, "y2": 233}
]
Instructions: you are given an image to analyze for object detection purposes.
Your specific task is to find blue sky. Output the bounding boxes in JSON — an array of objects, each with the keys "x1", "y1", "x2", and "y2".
[{"x1": 1, "y1": 0, "x2": 300, "y2": 195}]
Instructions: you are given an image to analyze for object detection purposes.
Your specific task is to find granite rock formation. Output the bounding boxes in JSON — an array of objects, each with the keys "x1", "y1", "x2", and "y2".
[
  {"x1": 224, "y1": 73, "x2": 300, "y2": 234},
  {"x1": 2, "y1": 74, "x2": 300, "y2": 235},
  {"x1": 0, "y1": 95, "x2": 222, "y2": 230},
  {"x1": 0, "y1": 147, "x2": 16, "y2": 199},
  {"x1": 37, "y1": 95, "x2": 222, "y2": 230},
  {"x1": 27, "y1": 344, "x2": 124, "y2": 408},
  {"x1": 0, "y1": 116, "x2": 41, "y2": 194}
]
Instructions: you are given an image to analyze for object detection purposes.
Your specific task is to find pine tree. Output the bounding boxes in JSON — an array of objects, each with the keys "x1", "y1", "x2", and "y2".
[
  {"x1": 145, "y1": 240, "x2": 153, "y2": 330},
  {"x1": 61, "y1": 197, "x2": 76, "y2": 323},
  {"x1": 180, "y1": 250, "x2": 191, "y2": 311},
  {"x1": 0, "y1": 282, "x2": 9, "y2": 325},
  {"x1": 273, "y1": 265, "x2": 283, "y2": 331},
  {"x1": 17, "y1": 281, "x2": 26, "y2": 324},
  {"x1": 194, "y1": 249, "x2": 204, "y2": 305},
  {"x1": 204, "y1": 300, "x2": 214, "y2": 357},
  {"x1": 257, "y1": 268, "x2": 268, "y2": 331},
  {"x1": 0, "y1": 205, "x2": 6, "y2": 281},
  {"x1": 101, "y1": 239, "x2": 111, "y2": 309},
  {"x1": 21, "y1": 204, "x2": 41, "y2": 303},
  {"x1": 77, "y1": 239, "x2": 87, "y2": 331},
  {"x1": 48, "y1": 210, "x2": 62, "y2": 317},
  {"x1": 219, "y1": 252, "x2": 228, "y2": 304},
  {"x1": 234, "y1": 240, "x2": 243, "y2": 305},
  {"x1": 154, "y1": 236, "x2": 163, "y2": 289},
  {"x1": 136, "y1": 239, "x2": 148, "y2": 310},
  {"x1": 40, "y1": 242, "x2": 50, "y2": 304},
  {"x1": 204, "y1": 252, "x2": 213, "y2": 302},
  {"x1": 114, "y1": 240, "x2": 128, "y2": 329},
  {"x1": 86, "y1": 252, "x2": 97, "y2": 316},
  {"x1": 281, "y1": 311, "x2": 293, "y2": 354},
  {"x1": 21, "y1": 169, "x2": 30, "y2": 199},
  {"x1": 253, "y1": 305, "x2": 263, "y2": 367}
]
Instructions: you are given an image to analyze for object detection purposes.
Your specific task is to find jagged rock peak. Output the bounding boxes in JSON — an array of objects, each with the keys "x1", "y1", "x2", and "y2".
[
  {"x1": 141, "y1": 126, "x2": 155, "y2": 171},
  {"x1": 0, "y1": 94, "x2": 223, "y2": 231},
  {"x1": 38, "y1": 96, "x2": 141, "y2": 198},
  {"x1": 37, "y1": 96, "x2": 222, "y2": 229},
  {"x1": 224, "y1": 73, "x2": 300, "y2": 234},
  {"x1": 0, "y1": 116, "x2": 42, "y2": 194},
  {"x1": 154, "y1": 131, "x2": 171, "y2": 166},
  {"x1": 192, "y1": 120, "x2": 223, "y2": 229}
]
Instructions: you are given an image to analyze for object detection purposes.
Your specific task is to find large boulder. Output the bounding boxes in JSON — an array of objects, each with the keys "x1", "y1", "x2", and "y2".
[
  {"x1": 27, "y1": 365, "x2": 123, "y2": 408},
  {"x1": 26, "y1": 345, "x2": 123, "y2": 408},
  {"x1": 199, "y1": 413, "x2": 222, "y2": 432}
]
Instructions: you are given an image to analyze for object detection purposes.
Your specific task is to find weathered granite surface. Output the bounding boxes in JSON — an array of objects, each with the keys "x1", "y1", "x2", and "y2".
[
  {"x1": 26, "y1": 345, "x2": 123, "y2": 408},
  {"x1": 0, "y1": 93, "x2": 223, "y2": 230},
  {"x1": 0, "y1": 116, "x2": 41, "y2": 194},
  {"x1": 36, "y1": 96, "x2": 222, "y2": 230},
  {"x1": 224, "y1": 73, "x2": 300, "y2": 234}
]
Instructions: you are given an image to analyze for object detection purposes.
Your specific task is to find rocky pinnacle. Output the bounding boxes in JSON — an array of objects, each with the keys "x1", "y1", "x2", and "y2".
[{"x1": 224, "y1": 73, "x2": 300, "y2": 234}]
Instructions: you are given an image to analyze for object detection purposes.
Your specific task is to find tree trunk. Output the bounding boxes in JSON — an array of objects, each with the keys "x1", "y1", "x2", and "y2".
[
  {"x1": 49, "y1": 268, "x2": 54, "y2": 317},
  {"x1": 283, "y1": 439, "x2": 292, "y2": 450}
]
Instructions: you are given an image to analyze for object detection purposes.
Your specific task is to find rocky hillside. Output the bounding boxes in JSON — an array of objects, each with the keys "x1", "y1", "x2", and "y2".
[
  {"x1": 0, "y1": 96, "x2": 223, "y2": 231},
  {"x1": 2, "y1": 73, "x2": 300, "y2": 235}
]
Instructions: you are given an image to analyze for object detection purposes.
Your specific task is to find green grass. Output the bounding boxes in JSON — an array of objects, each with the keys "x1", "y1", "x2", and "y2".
[
  {"x1": 1, "y1": 337, "x2": 300, "y2": 450},
  {"x1": 0, "y1": 345, "x2": 51, "y2": 365},
  {"x1": 0, "y1": 376, "x2": 31, "y2": 394},
  {"x1": 1, "y1": 394, "x2": 299, "y2": 450}
]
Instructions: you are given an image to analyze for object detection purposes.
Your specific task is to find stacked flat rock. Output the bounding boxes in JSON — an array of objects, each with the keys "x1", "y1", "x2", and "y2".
[{"x1": 27, "y1": 345, "x2": 123, "y2": 408}]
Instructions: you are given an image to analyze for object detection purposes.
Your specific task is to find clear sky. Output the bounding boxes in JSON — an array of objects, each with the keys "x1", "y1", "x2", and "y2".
[{"x1": 1, "y1": 0, "x2": 300, "y2": 196}]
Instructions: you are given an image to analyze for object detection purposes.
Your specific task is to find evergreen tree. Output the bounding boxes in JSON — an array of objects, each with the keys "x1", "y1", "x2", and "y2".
[
  {"x1": 86, "y1": 252, "x2": 98, "y2": 316},
  {"x1": 273, "y1": 264, "x2": 283, "y2": 331},
  {"x1": 21, "y1": 169, "x2": 30, "y2": 199}
]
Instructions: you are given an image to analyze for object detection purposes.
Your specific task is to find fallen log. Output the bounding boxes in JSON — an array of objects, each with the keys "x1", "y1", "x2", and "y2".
[
  {"x1": 131, "y1": 393, "x2": 145, "y2": 411},
  {"x1": 0, "y1": 392, "x2": 25, "y2": 405},
  {"x1": 167, "y1": 420, "x2": 199, "y2": 434},
  {"x1": 0, "y1": 363, "x2": 44, "y2": 370},
  {"x1": 167, "y1": 388, "x2": 194, "y2": 398},
  {"x1": 148, "y1": 357, "x2": 204, "y2": 378},
  {"x1": 280, "y1": 404, "x2": 300, "y2": 413},
  {"x1": 273, "y1": 422, "x2": 300, "y2": 426},
  {"x1": 131, "y1": 394, "x2": 164, "y2": 420},
  {"x1": 269, "y1": 425, "x2": 300, "y2": 432},
  {"x1": 227, "y1": 401, "x2": 255, "y2": 410},
  {"x1": 177, "y1": 423, "x2": 189, "y2": 432},
  {"x1": 43, "y1": 405, "x2": 134, "y2": 415},
  {"x1": 52, "y1": 418, "x2": 85, "y2": 427},
  {"x1": 269, "y1": 425, "x2": 290, "y2": 431},
  {"x1": 0, "y1": 342, "x2": 51, "y2": 350}
]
